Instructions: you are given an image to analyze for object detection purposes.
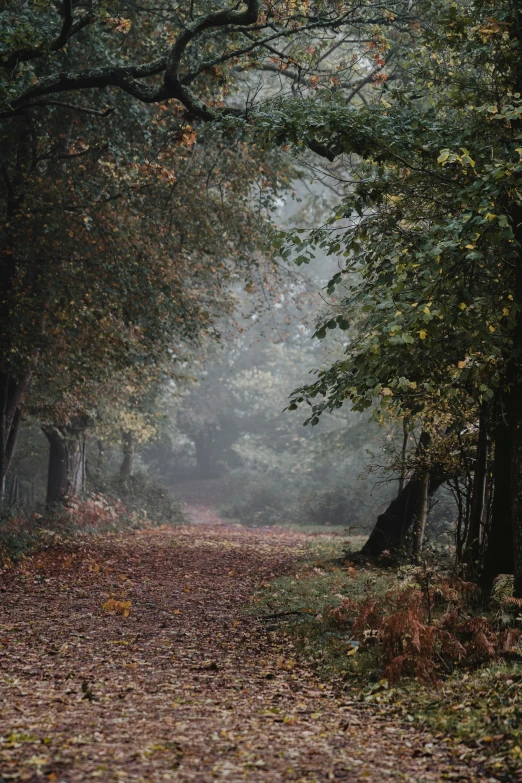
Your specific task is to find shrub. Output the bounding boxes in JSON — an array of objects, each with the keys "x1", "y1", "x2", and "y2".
[
  {"x1": 105, "y1": 472, "x2": 185, "y2": 525},
  {"x1": 0, "y1": 475, "x2": 185, "y2": 566},
  {"x1": 302, "y1": 487, "x2": 354, "y2": 526},
  {"x1": 326, "y1": 571, "x2": 522, "y2": 683},
  {"x1": 219, "y1": 470, "x2": 295, "y2": 526}
]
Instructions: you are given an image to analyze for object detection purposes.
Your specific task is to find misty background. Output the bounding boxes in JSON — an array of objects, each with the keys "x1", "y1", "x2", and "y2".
[{"x1": 5, "y1": 171, "x2": 455, "y2": 542}]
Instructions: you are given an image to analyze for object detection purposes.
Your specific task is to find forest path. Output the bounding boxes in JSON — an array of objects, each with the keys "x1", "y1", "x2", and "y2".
[{"x1": 0, "y1": 523, "x2": 487, "y2": 783}]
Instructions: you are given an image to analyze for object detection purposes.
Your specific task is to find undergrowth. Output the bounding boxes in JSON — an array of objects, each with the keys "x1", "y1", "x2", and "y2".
[
  {"x1": 0, "y1": 478, "x2": 185, "y2": 566},
  {"x1": 253, "y1": 538, "x2": 522, "y2": 778}
]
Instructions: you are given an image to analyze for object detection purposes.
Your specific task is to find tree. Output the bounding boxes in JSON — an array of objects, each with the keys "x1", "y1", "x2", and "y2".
[
  {"x1": 1, "y1": 0, "x2": 418, "y2": 497},
  {"x1": 266, "y1": 0, "x2": 522, "y2": 584},
  {"x1": 0, "y1": 66, "x2": 291, "y2": 501},
  {"x1": 1, "y1": 0, "x2": 412, "y2": 121}
]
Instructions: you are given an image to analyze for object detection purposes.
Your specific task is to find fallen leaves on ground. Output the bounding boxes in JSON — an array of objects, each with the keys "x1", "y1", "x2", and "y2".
[{"x1": 0, "y1": 516, "x2": 498, "y2": 782}]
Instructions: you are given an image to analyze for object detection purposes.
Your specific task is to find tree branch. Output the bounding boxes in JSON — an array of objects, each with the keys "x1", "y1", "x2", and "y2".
[
  {"x1": 54, "y1": 0, "x2": 75, "y2": 51},
  {"x1": 164, "y1": 0, "x2": 261, "y2": 90},
  {"x1": 0, "y1": 101, "x2": 115, "y2": 120},
  {"x1": 11, "y1": 58, "x2": 169, "y2": 109},
  {"x1": 2, "y1": 9, "x2": 96, "y2": 69}
]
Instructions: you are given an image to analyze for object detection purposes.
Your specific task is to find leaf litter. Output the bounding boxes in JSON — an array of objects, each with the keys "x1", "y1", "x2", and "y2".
[{"x1": 0, "y1": 518, "x2": 499, "y2": 782}]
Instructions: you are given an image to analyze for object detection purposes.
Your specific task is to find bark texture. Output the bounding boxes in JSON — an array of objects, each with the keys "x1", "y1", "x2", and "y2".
[
  {"x1": 481, "y1": 411, "x2": 514, "y2": 590},
  {"x1": 463, "y1": 407, "x2": 489, "y2": 573},
  {"x1": 120, "y1": 431, "x2": 135, "y2": 479},
  {"x1": 0, "y1": 371, "x2": 29, "y2": 502},
  {"x1": 43, "y1": 424, "x2": 86, "y2": 507},
  {"x1": 361, "y1": 429, "x2": 444, "y2": 558},
  {"x1": 508, "y1": 203, "x2": 522, "y2": 597}
]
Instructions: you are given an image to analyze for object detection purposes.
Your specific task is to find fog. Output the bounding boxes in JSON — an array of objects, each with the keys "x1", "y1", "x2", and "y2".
[{"x1": 6, "y1": 172, "x2": 455, "y2": 542}]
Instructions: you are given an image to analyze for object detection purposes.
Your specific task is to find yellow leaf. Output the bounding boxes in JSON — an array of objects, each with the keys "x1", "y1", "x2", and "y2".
[
  {"x1": 419, "y1": 330, "x2": 427, "y2": 340},
  {"x1": 489, "y1": 325, "x2": 496, "y2": 332},
  {"x1": 459, "y1": 302, "x2": 467, "y2": 310},
  {"x1": 102, "y1": 599, "x2": 132, "y2": 617}
]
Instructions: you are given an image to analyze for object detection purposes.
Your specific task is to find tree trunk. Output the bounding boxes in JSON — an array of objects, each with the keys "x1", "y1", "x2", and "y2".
[
  {"x1": 481, "y1": 410, "x2": 514, "y2": 590},
  {"x1": 0, "y1": 371, "x2": 29, "y2": 504},
  {"x1": 411, "y1": 470, "x2": 429, "y2": 562},
  {"x1": 463, "y1": 406, "x2": 489, "y2": 573},
  {"x1": 508, "y1": 203, "x2": 522, "y2": 598},
  {"x1": 194, "y1": 429, "x2": 216, "y2": 479},
  {"x1": 43, "y1": 425, "x2": 86, "y2": 508},
  {"x1": 361, "y1": 430, "x2": 440, "y2": 558},
  {"x1": 96, "y1": 438, "x2": 105, "y2": 480},
  {"x1": 120, "y1": 431, "x2": 135, "y2": 479},
  {"x1": 398, "y1": 417, "x2": 409, "y2": 495},
  {"x1": 509, "y1": 380, "x2": 522, "y2": 598}
]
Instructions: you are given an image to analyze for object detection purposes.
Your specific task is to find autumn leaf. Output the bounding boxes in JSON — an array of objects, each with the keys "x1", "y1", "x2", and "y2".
[{"x1": 102, "y1": 598, "x2": 132, "y2": 617}]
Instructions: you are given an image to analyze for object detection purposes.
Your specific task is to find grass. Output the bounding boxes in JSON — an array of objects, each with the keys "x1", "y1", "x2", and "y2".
[
  {"x1": 277, "y1": 523, "x2": 369, "y2": 540},
  {"x1": 252, "y1": 536, "x2": 522, "y2": 780}
]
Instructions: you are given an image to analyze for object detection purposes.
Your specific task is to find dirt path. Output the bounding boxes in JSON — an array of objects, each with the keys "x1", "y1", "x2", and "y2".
[{"x1": 0, "y1": 522, "x2": 489, "y2": 783}]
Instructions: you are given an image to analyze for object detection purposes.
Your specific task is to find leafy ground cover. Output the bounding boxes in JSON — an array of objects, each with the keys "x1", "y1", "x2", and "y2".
[
  {"x1": 253, "y1": 539, "x2": 522, "y2": 781},
  {"x1": 0, "y1": 517, "x2": 493, "y2": 782},
  {"x1": 0, "y1": 482, "x2": 185, "y2": 565}
]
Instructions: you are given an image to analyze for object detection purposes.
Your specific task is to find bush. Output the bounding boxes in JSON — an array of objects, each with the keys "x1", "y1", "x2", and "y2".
[
  {"x1": 220, "y1": 470, "x2": 292, "y2": 526},
  {"x1": 219, "y1": 468, "x2": 384, "y2": 530},
  {"x1": 328, "y1": 572, "x2": 522, "y2": 683},
  {"x1": 105, "y1": 472, "x2": 186, "y2": 525},
  {"x1": 302, "y1": 486, "x2": 354, "y2": 526},
  {"x1": 0, "y1": 474, "x2": 185, "y2": 566}
]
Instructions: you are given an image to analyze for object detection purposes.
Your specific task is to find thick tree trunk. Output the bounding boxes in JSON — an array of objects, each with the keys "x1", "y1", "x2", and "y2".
[
  {"x1": 43, "y1": 425, "x2": 86, "y2": 507},
  {"x1": 0, "y1": 120, "x2": 40, "y2": 502},
  {"x1": 481, "y1": 411, "x2": 514, "y2": 590},
  {"x1": 463, "y1": 406, "x2": 489, "y2": 573},
  {"x1": 361, "y1": 430, "x2": 440, "y2": 558},
  {"x1": 120, "y1": 431, "x2": 135, "y2": 479}
]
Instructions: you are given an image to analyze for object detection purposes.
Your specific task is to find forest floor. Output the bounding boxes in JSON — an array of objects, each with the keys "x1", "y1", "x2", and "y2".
[{"x1": 0, "y1": 514, "x2": 498, "y2": 783}]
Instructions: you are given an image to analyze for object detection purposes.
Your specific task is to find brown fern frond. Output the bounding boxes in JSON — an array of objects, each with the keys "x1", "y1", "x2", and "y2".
[{"x1": 502, "y1": 596, "x2": 522, "y2": 608}]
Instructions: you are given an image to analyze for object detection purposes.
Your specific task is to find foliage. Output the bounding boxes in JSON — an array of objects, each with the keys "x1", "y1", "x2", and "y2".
[
  {"x1": 257, "y1": 552, "x2": 522, "y2": 684},
  {"x1": 254, "y1": 539, "x2": 522, "y2": 775},
  {"x1": 0, "y1": 481, "x2": 184, "y2": 563},
  {"x1": 104, "y1": 473, "x2": 185, "y2": 526},
  {"x1": 0, "y1": 0, "x2": 413, "y2": 121},
  {"x1": 254, "y1": 0, "x2": 522, "y2": 414}
]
